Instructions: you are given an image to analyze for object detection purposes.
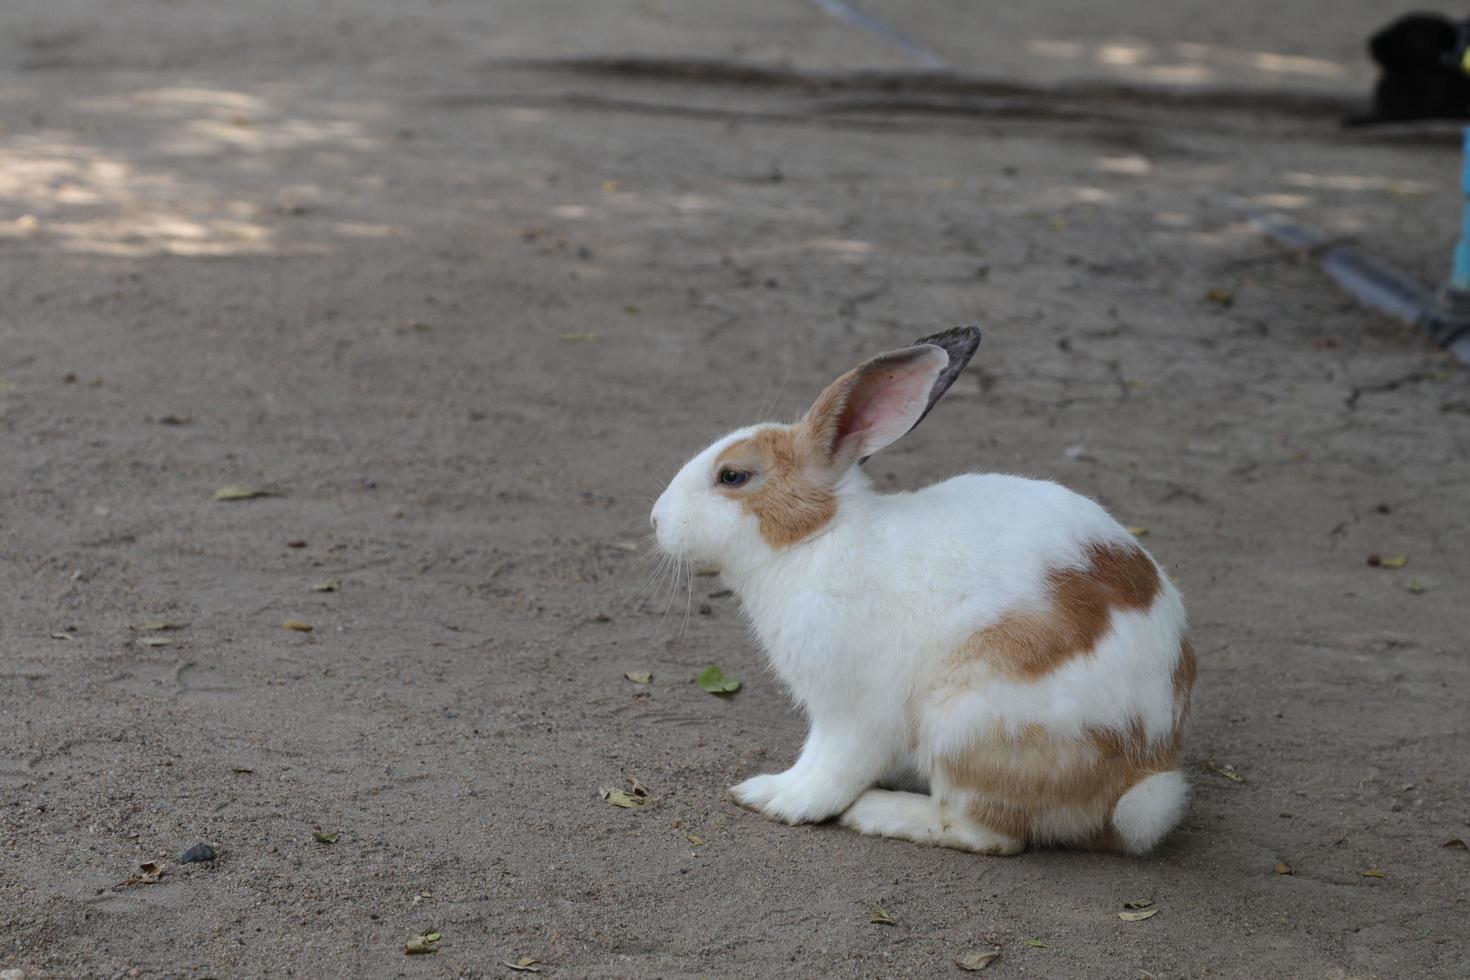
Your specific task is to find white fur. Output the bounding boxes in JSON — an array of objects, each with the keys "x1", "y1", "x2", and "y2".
[
  {"x1": 840, "y1": 789, "x2": 1023, "y2": 855},
  {"x1": 1110, "y1": 770, "x2": 1189, "y2": 854},
  {"x1": 652, "y1": 422, "x2": 1191, "y2": 852}
]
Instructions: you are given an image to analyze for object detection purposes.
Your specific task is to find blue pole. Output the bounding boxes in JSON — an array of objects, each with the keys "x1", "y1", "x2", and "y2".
[{"x1": 1451, "y1": 127, "x2": 1470, "y2": 291}]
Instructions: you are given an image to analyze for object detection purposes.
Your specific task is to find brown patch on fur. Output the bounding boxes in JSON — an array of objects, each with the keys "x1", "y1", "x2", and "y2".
[
  {"x1": 715, "y1": 428, "x2": 836, "y2": 549},
  {"x1": 966, "y1": 796, "x2": 1032, "y2": 840},
  {"x1": 956, "y1": 540, "x2": 1161, "y2": 680},
  {"x1": 1173, "y1": 637, "x2": 1198, "y2": 718},
  {"x1": 939, "y1": 635, "x2": 1198, "y2": 850},
  {"x1": 944, "y1": 719, "x2": 1183, "y2": 848},
  {"x1": 1088, "y1": 821, "x2": 1125, "y2": 852}
]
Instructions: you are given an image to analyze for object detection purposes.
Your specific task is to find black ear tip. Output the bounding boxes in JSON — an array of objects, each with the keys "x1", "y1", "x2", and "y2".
[{"x1": 912, "y1": 325, "x2": 981, "y2": 361}]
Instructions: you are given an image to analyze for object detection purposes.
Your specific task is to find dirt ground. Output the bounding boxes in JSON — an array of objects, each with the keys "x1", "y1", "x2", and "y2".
[{"x1": 2, "y1": 2, "x2": 1468, "y2": 978}]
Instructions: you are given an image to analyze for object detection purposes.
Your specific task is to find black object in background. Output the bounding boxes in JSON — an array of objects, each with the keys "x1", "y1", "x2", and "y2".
[{"x1": 1348, "y1": 11, "x2": 1470, "y2": 125}]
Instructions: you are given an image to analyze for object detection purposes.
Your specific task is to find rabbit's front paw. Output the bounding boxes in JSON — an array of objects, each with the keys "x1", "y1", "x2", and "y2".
[
  {"x1": 759, "y1": 769, "x2": 863, "y2": 825},
  {"x1": 729, "y1": 772, "x2": 789, "y2": 812}
]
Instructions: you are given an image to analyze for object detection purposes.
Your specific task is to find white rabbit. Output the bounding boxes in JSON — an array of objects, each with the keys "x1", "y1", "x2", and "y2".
[{"x1": 650, "y1": 327, "x2": 1194, "y2": 855}]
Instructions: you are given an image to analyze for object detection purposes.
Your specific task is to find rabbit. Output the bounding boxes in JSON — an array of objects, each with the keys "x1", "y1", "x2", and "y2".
[{"x1": 649, "y1": 327, "x2": 1195, "y2": 855}]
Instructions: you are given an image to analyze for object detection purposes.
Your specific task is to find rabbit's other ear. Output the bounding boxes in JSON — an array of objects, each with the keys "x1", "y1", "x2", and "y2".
[{"x1": 799, "y1": 343, "x2": 951, "y2": 470}]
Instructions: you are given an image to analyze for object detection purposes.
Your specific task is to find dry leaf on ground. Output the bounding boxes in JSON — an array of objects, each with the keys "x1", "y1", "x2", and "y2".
[
  {"x1": 213, "y1": 485, "x2": 274, "y2": 501},
  {"x1": 310, "y1": 579, "x2": 339, "y2": 593},
  {"x1": 1119, "y1": 907, "x2": 1159, "y2": 921},
  {"x1": 404, "y1": 932, "x2": 440, "y2": 955},
  {"x1": 1023, "y1": 938, "x2": 1050, "y2": 949},
  {"x1": 115, "y1": 861, "x2": 166, "y2": 888},
  {"x1": 600, "y1": 778, "x2": 651, "y2": 809},
  {"x1": 955, "y1": 949, "x2": 1001, "y2": 971},
  {"x1": 1274, "y1": 861, "x2": 1293, "y2": 875},
  {"x1": 869, "y1": 905, "x2": 896, "y2": 925},
  {"x1": 283, "y1": 620, "x2": 313, "y2": 632},
  {"x1": 503, "y1": 958, "x2": 541, "y2": 972},
  {"x1": 600, "y1": 790, "x2": 644, "y2": 808},
  {"x1": 1442, "y1": 838, "x2": 1468, "y2": 851},
  {"x1": 312, "y1": 830, "x2": 340, "y2": 844},
  {"x1": 1203, "y1": 759, "x2": 1245, "y2": 782},
  {"x1": 624, "y1": 671, "x2": 652, "y2": 685},
  {"x1": 130, "y1": 622, "x2": 188, "y2": 632}
]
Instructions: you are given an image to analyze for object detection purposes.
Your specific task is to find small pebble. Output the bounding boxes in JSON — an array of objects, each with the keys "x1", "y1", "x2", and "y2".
[
  {"x1": 179, "y1": 842, "x2": 217, "y2": 864},
  {"x1": 2, "y1": 968, "x2": 28, "y2": 980}
]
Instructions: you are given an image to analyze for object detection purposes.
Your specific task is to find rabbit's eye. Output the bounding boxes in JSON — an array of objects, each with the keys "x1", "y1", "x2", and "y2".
[{"x1": 717, "y1": 468, "x2": 750, "y2": 487}]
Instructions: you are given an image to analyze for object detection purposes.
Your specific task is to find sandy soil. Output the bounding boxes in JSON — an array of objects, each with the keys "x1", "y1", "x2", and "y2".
[{"x1": 2, "y1": 2, "x2": 1468, "y2": 978}]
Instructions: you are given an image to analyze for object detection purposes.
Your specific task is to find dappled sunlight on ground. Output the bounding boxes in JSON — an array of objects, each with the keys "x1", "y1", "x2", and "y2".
[
  {"x1": 1251, "y1": 192, "x2": 1314, "y2": 210},
  {"x1": 997, "y1": 183, "x2": 1121, "y2": 216},
  {"x1": 0, "y1": 134, "x2": 280, "y2": 257},
  {"x1": 1026, "y1": 36, "x2": 1352, "y2": 89},
  {"x1": 1284, "y1": 172, "x2": 1432, "y2": 197},
  {"x1": 1095, "y1": 154, "x2": 1153, "y2": 177},
  {"x1": 0, "y1": 82, "x2": 389, "y2": 257},
  {"x1": 728, "y1": 236, "x2": 876, "y2": 263}
]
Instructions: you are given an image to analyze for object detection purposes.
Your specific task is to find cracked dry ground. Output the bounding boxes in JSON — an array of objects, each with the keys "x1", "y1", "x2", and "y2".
[{"x1": 2, "y1": 59, "x2": 1468, "y2": 978}]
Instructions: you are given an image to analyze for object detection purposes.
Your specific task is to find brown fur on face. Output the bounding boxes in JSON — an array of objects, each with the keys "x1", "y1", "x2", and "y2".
[
  {"x1": 715, "y1": 427, "x2": 836, "y2": 549},
  {"x1": 957, "y1": 540, "x2": 1162, "y2": 680},
  {"x1": 715, "y1": 344, "x2": 944, "y2": 549}
]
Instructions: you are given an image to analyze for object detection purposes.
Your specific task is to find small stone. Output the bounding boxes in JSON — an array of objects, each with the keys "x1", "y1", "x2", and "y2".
[
  {"x1": 179, "y1": 842, "x2": 217, "y2": 864},
  {"x1": 2, "y1": 968, "x2": 29, "y2": 980}
]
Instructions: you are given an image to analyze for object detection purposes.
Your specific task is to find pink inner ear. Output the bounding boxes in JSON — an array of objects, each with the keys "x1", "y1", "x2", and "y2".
[{"x1": 837, "y1": 348, "x2": 948, "y2": 458}]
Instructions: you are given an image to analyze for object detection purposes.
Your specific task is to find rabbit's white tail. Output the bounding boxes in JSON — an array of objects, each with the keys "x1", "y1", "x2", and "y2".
[{"x1": 1111, "y1": 771, "x2": 1188, "y2": 854}]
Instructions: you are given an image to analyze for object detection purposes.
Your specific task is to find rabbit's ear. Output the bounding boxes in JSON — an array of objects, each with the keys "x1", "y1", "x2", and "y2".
[
  {"x1": 799, "y1": 342, "x2": 952, "y2": 469},
  {"x1": 907, "y1": 325, "x2": 981, "y2": 432}
]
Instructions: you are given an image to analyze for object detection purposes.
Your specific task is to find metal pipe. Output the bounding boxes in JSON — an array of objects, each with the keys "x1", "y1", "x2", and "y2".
[{"x1": 1251, "y1": 209, "x2": 1470, "y2": 364}]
